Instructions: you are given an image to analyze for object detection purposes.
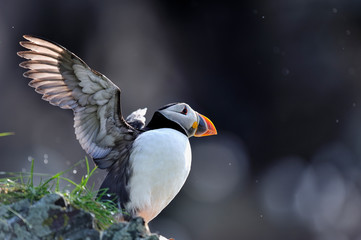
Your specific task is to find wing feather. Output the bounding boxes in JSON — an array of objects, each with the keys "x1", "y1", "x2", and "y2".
[
  {"x1": 19, "y1": 61, "x2": 59, "y2": 70},
  {"x1": 18, "y1": 35, "x2": 140, "y2": 169}
]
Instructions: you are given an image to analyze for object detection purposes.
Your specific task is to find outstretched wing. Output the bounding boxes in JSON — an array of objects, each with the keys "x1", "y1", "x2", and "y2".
[{"x1": 18, "y1": 35, "x2": 139, "y2": 169}]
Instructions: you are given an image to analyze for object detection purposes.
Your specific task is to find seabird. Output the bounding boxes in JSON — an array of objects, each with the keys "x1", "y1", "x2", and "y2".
[{"x1": 17, "y1": 35, "x2": 217, "y2": 224}]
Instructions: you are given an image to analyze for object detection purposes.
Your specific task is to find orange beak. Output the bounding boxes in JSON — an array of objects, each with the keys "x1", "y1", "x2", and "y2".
[{"x1": 194, "y1": 113, "x2": 217, "y2": 137}]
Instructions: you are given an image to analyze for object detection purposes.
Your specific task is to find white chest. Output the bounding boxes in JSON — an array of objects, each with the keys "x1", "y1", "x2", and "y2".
[{"x1": 126, "y1": 128, "x2": 192, "y2": 223}]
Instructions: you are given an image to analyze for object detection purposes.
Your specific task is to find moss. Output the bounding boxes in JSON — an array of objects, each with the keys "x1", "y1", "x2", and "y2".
[
  {"x1": 62, "y1": 213, "x2": 69, "y2": 228},
  {"x1": 42, "y1": 216, "x2": 53, "y2": 227}
]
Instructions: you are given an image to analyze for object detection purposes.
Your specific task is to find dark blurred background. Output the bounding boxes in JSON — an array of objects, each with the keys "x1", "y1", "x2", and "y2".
[{"x1": 2, "y1": 0, "x2": 361, "y2": 239}]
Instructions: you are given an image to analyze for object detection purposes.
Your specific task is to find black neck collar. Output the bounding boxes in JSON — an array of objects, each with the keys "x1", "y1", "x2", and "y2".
[{"x1": 146, "y1": 111, "x2": 188, "y2": 136}]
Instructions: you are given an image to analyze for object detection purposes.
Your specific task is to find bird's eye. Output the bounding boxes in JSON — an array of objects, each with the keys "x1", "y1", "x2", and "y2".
[{"x1": 181, "y1": 107, "x2": 188, "y2": 115}]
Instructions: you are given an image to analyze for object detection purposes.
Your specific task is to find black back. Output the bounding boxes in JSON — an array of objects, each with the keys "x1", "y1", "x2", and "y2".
[{"x1": 146, "y1": 111, "x2": 187, "y2": 136}]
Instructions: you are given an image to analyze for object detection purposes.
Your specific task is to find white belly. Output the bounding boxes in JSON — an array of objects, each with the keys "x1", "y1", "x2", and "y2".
[{"x1": 126, "y1": 128, "x2": 192, "y2": 223}]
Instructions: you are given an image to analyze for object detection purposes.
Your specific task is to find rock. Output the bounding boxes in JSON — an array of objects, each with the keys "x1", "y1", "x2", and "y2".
[
  {"x1": 0, "y1": 193, "x2": 160, "y2": 240},
  {"x1": 102, "y1": 218, "x2": 158, "y2": 240}
]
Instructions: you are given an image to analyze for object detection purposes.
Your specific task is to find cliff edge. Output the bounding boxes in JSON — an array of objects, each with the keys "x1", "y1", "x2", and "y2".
[{"x1": 0, "y1": 193, "x2": 160, "y2": 240}]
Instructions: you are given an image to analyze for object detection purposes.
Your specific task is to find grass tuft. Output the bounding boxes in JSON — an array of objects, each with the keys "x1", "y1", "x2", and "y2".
[
  {"x1": 0, "y1": 157, "x2": 120, "y2": 230},
  {"x1": 0, "y1": 132, "x2": 14, "y2": 137}
]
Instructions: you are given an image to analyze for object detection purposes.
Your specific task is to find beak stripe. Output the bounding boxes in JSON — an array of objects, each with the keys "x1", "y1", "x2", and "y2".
[{"x1": 194, "y1": 113, "x2": 217, "y2": 137}]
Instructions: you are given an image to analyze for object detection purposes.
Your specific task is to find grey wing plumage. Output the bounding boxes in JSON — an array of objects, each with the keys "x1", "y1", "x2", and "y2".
[{"x1": 18, "y1": 35, "x2": 139, "y2": 169}]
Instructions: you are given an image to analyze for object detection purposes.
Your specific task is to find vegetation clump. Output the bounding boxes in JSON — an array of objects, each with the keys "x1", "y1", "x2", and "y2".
[
  {"x1": 0, "y1": 132, "x2": 158, "y2": 240},
  {"x1": 0, "y1": 157, "x2": 119, "y2": 230}
]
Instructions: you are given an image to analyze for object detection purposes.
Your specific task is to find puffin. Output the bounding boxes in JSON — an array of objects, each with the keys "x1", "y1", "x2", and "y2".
[{"x1": 17, "y1": 35, "x2": 217, "y2": 224}]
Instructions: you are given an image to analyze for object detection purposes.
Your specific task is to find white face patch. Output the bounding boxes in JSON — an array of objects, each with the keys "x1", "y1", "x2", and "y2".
[{"x1": 158, "y1": 103, "x2": 198, "y2": 137}]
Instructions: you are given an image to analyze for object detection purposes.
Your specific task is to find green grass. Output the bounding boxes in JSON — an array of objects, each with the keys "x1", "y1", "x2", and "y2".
[
  {"x1": 0, "y1": 132, "x2": 14, "y2": 137},
  {"x1": 0, "y1": 157, "x2": 120, "y2": 230}
]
